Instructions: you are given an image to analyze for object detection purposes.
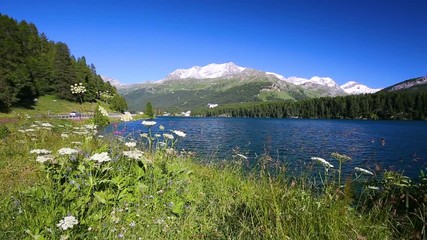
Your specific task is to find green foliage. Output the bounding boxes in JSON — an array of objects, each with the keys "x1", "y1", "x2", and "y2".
[
  {"x1": 145, "y1": 101, "x2": 154, "y2": 119},
  {"x1": 0, "y1": 14, "x2": 120, "y2": 113},
  {"x1": 109, "y1": 94, "x2": 128, "y2": 113},
  {"x1": 92, "y1": 105, "x2": 110, "y2": 126},
  {"x1": 0, "y1": 118, "x2": 401, "y2": 239},
  {"x1": 194, "y1": 89, "x2": 427, "y2": 120},
  {"x1": 0, "y1": 125, "x2": 10, "y2": 139}
]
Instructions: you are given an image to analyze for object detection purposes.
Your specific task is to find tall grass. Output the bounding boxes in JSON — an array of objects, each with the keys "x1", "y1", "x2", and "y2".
[{"x1": 0, "y1": 117, "x2": 424, "y2": 239}]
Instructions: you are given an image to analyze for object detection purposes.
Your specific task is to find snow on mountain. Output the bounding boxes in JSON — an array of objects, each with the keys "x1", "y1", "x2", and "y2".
[
  {"x1": 165, "y1": 62, "x2": 246, "y2": 80},
  {"x1": 341, "y1": 81, "x2": 381, "y2": 94},
  {"x1": 100, "y1": 75, "x2": 121, "y2": 87}
]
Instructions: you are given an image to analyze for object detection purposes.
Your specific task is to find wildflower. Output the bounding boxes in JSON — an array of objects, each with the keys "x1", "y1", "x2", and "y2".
[
  {"x1": 61, "y1": 133, "x2": 69, "y2": 138},
  {"x1": 368, "y1": 186, "x2": 379, "y2": 190},
  {"x1": 331, "y1": 152, "x2": 351, "y2": 162},
  {"x1": 159, "y1": 125, "x2": 165, "y2": 130},
  {"x1": 98, "y1": 106, "x2": 109, "y2": 117},
  {"x1": 36, "y1": 155, "x2": 54, "y2": 163},
  {"x1": 142, "y1": 121, "x2": 156, "y2": 127},
  {"x1": 154, "y1": 134, "x2": 161, "y2": 138},
  {"x1": 41, "y1": 122, "x2": 53, "y2": 127},
  {"x1": 236, "y1": 153, "x2": 248, "y2": 160},
  {"x1": 58, "y1": 148, "x2": 79, "y2": 155},
  {"x1": 25, "y1": 129, "x2": 35, "y2": 132},
  {"x1": 311, "y1": 157, "x2": 334, "y2": 168},
  {"x1": 120, "y1": 112, "x2": 133, "y2": 122},
  {"x1": 355, "y1": 167, "x2": 374, "y2": 175},
  {"x1": 122, "y1": 150, "x2": 144, "y2": 160},
  {"x1": 129, "y1": 221, "x2": 136, "y2": 228},
  {"x1": 89, "y1": 152, "x2": 111, "y2": 163},
  {"x1": 30, "y1": 149, "x2": 51, "y2": 155},
  {"x1": 125, "y1": 142, "x2": 137, "y2": 148},
  {"x1": 140, "y1": 133, "x2": 148, "y2": 138},
  {"x1": 172, "y1": 130, "x2": 186, "y2": 138},
  {"x1": 163, "y1": 133, "x2": 174, "y2": 140},
  {"x1": 85, "y1": 124, "x2": 97, "y2": 130},
  {"x1": 57, "y1": 215, "x2": 78, "y2": 230},
  {"x1": 71, "y1": 141, "x2": 82, "y2": 145}
]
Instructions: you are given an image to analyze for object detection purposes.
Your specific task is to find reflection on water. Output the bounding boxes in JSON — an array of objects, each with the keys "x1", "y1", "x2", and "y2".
[{"x1": 104, "y1": 117, "x2": 427, "y2": 178}]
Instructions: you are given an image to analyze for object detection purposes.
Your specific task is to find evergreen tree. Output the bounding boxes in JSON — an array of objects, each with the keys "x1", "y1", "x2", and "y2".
[{"x1": 145, "y1": 102, "x2": 154, "y2": 119}]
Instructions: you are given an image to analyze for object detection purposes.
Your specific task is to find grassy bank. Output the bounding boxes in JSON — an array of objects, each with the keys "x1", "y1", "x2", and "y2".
[{"x1": 0, "y1": 117, "x2": 425, "y2": 239}]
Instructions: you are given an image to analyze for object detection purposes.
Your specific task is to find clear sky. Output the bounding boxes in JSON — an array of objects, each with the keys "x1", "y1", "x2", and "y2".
[{"x1": 1, "y1": 0, "x2": 426, "y2": 88}]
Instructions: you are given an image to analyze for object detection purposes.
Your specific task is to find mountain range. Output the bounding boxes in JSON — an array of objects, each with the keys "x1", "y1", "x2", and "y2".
[{"x1": 107, "y1": 62, "x2": 383, "y2": 112}]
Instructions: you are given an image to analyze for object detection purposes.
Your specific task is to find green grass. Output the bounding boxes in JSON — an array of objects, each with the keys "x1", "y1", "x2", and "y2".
[
  {"x1": 0, "y1": 95, "x2": 112, "y2": 119},
  {"x1": 0, "y1": 117, "x2": 424, "y2": 239}
]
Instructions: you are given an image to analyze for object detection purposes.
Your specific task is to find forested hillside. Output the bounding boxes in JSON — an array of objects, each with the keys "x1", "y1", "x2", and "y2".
[
  {"x1": 0, "y1": 14, "x2": 126, "y2": 112},
  {"x1": 193, "y1": 87, "x2": 427, "y2": 120}
]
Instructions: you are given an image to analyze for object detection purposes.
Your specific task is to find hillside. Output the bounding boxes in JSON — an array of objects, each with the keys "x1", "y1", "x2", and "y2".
[
  {"x1": 121, "y1": 63, "x2": 359, "y2": 112},
  {"x1": 381, "y1": 76, "x2": 427, "y2": 92}
]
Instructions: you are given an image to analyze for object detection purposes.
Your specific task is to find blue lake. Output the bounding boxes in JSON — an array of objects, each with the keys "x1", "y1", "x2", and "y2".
[{"x1": 105, "y1": 117, "x2": 427, "y2": 178}]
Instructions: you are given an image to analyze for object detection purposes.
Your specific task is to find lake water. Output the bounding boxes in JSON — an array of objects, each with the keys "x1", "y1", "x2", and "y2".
[{"x1": 105, "y1": 117, "x2": 427, "y2": 178}]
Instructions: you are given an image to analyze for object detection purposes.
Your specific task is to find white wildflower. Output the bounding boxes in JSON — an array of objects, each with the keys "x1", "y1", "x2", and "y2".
[
  {"x1": 123, "y1": 150, "x2": 144, "y2": 160},
  {"x1": 368, "y1": 186, "x2": 379, "y2": 190},
  {"x1": 58, "y1": 148, "x2": 79, "y2": 155},
  {"x1": 236, "y1": 153, "x2": 248, "y2": 160},
  {"x1": 41, "y1": 122, "x2": 53, "y2": 127},
  {"x1": 85, "y1": 124, "x2": 97, "y2": 130},
  {"x1": 61, "y1": 133, "x2": 69, "y2": 138},
  {"x1": 163, "y1": 133, "x2": 174, "y2": 140},
  {"x1": 98, "y1": 106, "x2": 109, "y2": 117},
  {"x1": 120, "y1": 112, "x2": 133, "y2": 122},
  {"x1": 71, "y1": 141, "x2": 82, "y2": 145},
  {"x1": 140, "y1": 133, "x2": 148, "y2": 138},
  {"x1": 89, "y1": 152, "x2": 111, "y2": 163},
  {"x1": 154, "y1": 134, "x2": 161, "y2": 138},
  {"x1": 30, "y1": 149, "x2": 51, "y2": 155},
  {"x1": 171, "y1": 130, "x2": 186, "y2": 138},
  {"x1": 25, "y1": 129, "x2": 35, "y2": 132},
  {"x1": 125, "y1": 142, "x2": 137, "y2": 148},
  {"x1": 159, "y1": 125, "x2": 165, "y2": 130},
  {"x1": 311, "y1": 157, "x2": 334, "y2": 168},
  {"x1": 355, "y1": 167, "x2": 374, "y2": 175},
  {"x1": 36, "y1": 155, "x2": 54, "y2": 163},
  {"x1": 57, "y1": 215, "x2": 78, "y2": 230},
  {"x1": 142, "y1": 121, "x2": 156, "y2": 127}
]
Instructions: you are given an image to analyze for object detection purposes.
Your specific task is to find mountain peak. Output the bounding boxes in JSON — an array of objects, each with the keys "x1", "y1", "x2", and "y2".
[
  {"x1": 341, "y1": 81, "x2": 381, "y2": 94},
  {"x1": 165, "y1": 62, "x2": 246, "y2": 80}
]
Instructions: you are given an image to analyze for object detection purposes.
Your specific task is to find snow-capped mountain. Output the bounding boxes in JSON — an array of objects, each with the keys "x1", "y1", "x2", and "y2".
[
  {"x1": 101, "y1": 75, "x2": 121, "y2": 87},
  {"x1": 165, "y1": 62, "x2": 246, "y2": 80},
  {"x1": 341, "y1": 81, "x2": 381, "y2": 94}
]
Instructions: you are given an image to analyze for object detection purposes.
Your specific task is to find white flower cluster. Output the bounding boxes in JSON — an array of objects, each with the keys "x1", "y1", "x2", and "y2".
[
  {"x1": 120, "y1": 112, "x2": 133, "y2": 122},
  {"x1": 36, "y1": 155, "x2": 54, "y2": 163},
  {"x1": 122, "y1": 150, "x2": 144, "y2": 160},
  {"x1": 354, "y1": 167, "x2": 374, "y2": 175},
  {"x1": 171, "y1": 130, "x2": 186, "y2": 138},
  {"x1": 58, "y1": 148, "x2": 79, "y2": 155},
  {"x1": 89, "y1": 152, "x2": 111, "y2": 163},
  {"x1": 142, "y1": 121, "x2": 156, "y2": 127},
  {"x1": 57, "y1": 215, "x2": 78, "y2": 230},
  {"x1": 30, "y1": 149, "x2": 52, "y2": 155},
  {"x1": 311, "y1": 157, "x2": 334, "y2": 168},
  {"x1": 125, "y1": 141, "x2": 137, "y2": 148},
  {"x1": 98, "y1": 106, "x2": 109, "y2": 117},
  {"x1": 163, "y1": 133, "x2": 174, "y2": 140},
  {"x1": 70, "y1": 83, "x2": 86, "y2": 94}
]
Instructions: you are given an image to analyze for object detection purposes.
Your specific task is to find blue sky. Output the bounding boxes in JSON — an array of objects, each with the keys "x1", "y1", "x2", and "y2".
[{"x1": 1, "y1": 0, "x2": 426, "y2": 88}]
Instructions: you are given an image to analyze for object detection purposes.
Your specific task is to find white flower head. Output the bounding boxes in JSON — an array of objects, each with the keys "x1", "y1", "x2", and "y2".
[
  {"x1": 142, "y1": 121, "x2": 156, "y2": 127},
  {"x1": 89, "y1": 152, "x2": 111, "y2": 163},
  {"x1": 120, "y1": 112, "x2": 133, "y2": 122},
  {"x1": 172, "y1": 130, "x2": 186, "y2": 138},
  {"x1": 58, "y1": 148, "x2": 79, "y2": 155},
  {"x1": 354, "y1": 167, "x2": 374, "y2": 175},
  {"x1": 159, "y1": 125, "x2": 165, "y2": 131},
  {"x1": 30, "y1": 149, "x2": 51, "y2": 155},
  {"x1": 97, "y1": 106, "x2": 109, "y2": 117},
  {"x1": 311, "y1": 157, "x2": 334, "y2": 168},
  {"x1": 122, "y1": 150, "x2": 144, "y2": 160},
  {"x1": 57, "y1": 215, "x2": 78, "y2": 230},
  {"x1": 236, "y1": 153, "x2": 248, "y2": 160},
  {"x1": 125, "y1": 141, "x2": 137, "y2": 148},
  {"x1": 36, "y1": 155, "x2": 54, "y2": 163},
  {"x1": 163, "y1": 133, "x2": 174, "y2": 140}
]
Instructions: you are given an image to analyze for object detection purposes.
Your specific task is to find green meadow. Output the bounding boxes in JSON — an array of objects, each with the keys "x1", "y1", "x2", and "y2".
[{"x1": 0, "y1": 106, "x2": 425, "y2": 239}]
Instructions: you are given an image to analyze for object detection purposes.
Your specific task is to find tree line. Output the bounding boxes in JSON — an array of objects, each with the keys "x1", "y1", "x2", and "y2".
[
  {"x1": 0, "y1": 14, "x2": 127, "y2": 112},
  {"x1": 193, "y1": 89, "x2": 427, "y2": 120}
]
